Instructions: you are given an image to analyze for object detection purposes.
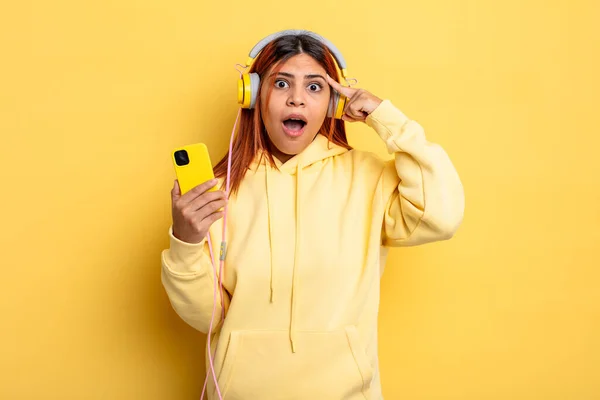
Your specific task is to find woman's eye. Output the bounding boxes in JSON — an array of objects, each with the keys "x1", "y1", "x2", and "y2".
[
  {"x1": 275, "y1": 80, "x2": 289, "y2": 89},
  {"x1": 308, "y1": 83, "x2": 322, "y2": 92}
]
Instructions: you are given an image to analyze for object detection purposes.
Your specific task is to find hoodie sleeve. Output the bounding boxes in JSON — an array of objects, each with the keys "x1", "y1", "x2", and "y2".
[
  {"x1": 161, "y1": 226, "x2": 228, "y2": 333},
  {"x1": 365, "y1": 100, "x2": 465, "y2": 246}
]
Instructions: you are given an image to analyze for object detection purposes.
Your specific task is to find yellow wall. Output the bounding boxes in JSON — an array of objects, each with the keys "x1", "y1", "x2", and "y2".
[{"x1": 1, "y1": 0, "x2": 598, "y2": 398}]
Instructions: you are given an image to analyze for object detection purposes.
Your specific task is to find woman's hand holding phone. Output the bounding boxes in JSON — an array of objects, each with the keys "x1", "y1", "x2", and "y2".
[{"x1": 171, "y1": 178, "x2": 226, "y2": 244}]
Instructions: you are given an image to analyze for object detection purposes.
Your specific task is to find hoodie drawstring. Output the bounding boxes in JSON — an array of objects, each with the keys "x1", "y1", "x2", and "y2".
[
  {"x1": 265, "y1": 163, "x2": 276, "y2": 303},
  {"x1": 289, "y1": 165, "x2": 302, "y2": 353}
]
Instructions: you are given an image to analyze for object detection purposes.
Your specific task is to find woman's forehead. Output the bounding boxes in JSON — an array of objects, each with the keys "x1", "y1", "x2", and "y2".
[{"x1": 272, "y1": 54, "x2": 325, "y2": 75}]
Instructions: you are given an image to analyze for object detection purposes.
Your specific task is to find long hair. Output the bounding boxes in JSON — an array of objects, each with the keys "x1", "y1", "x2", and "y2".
[{"x1": 213, "y1": 34, "x2": 352, "y2": 195}]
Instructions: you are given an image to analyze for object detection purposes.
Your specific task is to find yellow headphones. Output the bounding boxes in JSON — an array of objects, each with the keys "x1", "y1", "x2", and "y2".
[{"x1": 237, "y1": 30, "x2": 351, "y2": 120}]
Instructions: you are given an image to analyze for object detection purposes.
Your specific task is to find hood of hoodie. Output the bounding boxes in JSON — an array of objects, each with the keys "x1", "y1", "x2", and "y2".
[
  {"x1": 249, "y1": 134, "x2": 348, "y2": 352},
  {"x1": 250, "y1": 134, "x2": 348, "y2": 174}
]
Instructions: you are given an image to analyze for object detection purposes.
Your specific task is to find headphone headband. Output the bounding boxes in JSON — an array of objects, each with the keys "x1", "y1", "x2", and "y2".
[{"x1": 246, "y1": 30, "x2": 347, "y2": 77}]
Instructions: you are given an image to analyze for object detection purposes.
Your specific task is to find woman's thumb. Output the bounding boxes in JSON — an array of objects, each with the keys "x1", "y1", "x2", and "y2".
[{"x1": 171, "y1": 179, "x2": 181, "y2": 198}]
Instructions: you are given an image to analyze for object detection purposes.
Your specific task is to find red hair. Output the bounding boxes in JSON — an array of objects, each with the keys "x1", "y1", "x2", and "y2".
[{"x1": 213, "y1": 34, "x2": 352, "y2": 195}]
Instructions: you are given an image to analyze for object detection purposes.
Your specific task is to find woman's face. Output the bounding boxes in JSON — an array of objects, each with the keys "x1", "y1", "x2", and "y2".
[{"x1": 260, "y1": 53, "x2": 331, "y2": 164}]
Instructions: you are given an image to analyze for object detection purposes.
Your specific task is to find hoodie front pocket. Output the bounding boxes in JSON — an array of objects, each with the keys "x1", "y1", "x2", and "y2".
[{"x1": 218, "y1": 326, "x2": 374, "y2": 400}]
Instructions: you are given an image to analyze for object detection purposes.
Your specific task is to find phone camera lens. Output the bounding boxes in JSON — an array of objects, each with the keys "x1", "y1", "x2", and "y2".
[{"x1": 174, "y1": 150, "x2": 189, "y2": 166}]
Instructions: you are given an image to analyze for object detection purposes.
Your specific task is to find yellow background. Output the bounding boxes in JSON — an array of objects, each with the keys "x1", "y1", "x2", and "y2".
[{"x1": 1, "y1": 0, "x2": 598, "y2": 398}]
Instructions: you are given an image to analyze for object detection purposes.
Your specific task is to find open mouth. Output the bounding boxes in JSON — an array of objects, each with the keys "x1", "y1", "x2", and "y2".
[{"x1": 282, "y1": 115, "x2": 307, "y2": 137}]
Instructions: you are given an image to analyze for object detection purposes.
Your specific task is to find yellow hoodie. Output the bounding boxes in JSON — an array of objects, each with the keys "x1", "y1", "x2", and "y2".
[{"x1": 161, "y1": 100, "x2": 464, "y2": 399}]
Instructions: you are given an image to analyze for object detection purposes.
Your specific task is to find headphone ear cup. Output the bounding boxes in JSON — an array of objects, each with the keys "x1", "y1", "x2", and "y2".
[
  {"x1": 328, "y1": 91, "x2": 347, "y2": 120},
  {"x1": 238, "y1": 73, "x2": 250, "y2": 108},
  {"x1": 248, "y1": 72, "x2": 260, "y2": 109},
  {"x1": 238, "y1": 72, "x2": 261, "y2": 109},
  {"x1": 335, "y1": 95, "x2": 347, "y2": 120}
]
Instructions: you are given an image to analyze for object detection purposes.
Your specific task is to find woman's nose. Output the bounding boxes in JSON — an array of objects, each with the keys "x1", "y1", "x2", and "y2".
[{"x1": 287, "y1": 87, "x2": 305, "y2": 107}]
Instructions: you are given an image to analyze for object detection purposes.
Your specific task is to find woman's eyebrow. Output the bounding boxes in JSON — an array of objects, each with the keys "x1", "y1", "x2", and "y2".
[
  {"x1": 305, "y1": 74, "x2": 326, "y2": 81},
  {"x1": 272, "y1": 71, "x2": 295, "y2": 79}
]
